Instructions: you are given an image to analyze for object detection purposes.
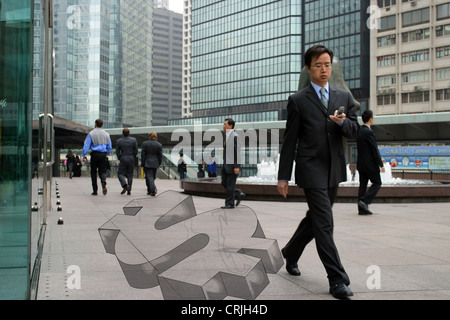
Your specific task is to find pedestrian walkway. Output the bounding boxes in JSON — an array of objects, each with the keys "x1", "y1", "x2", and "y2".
[{"x1": 37, "y1": 177, "x2": 450, "y2": 300}]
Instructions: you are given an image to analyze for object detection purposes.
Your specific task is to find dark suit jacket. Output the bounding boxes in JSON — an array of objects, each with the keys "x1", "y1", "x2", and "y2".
[
  {"x1": 141, "y1": 140, "x2": 163, "y2": 169},
  {"x1": 116, "y1": 136, "x2": 138, "y2": 160},
  {"x1": 356, "y1": 125, "x2": 383, "y2": 174},
  {"x1": 223, "y1": 131, "x2": 241, "y2": 174},
  {"x1": 278, "y1": 84, "x2": 359, "y2": 189}
]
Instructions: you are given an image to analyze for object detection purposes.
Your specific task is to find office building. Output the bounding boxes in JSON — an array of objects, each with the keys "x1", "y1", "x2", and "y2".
[
  {"x1": 372, "y1": 0, "x2": 450, "y2": 115},
  {"x1": 171, "y1": 1, "x2": 303, "y2": 125},
  {"x1": 181, "y1": 0, "x2": 192, "y2": 118},
  {"x1": 171, "y1": 0, "x2": 375, "y2": 125},
  {"x1": 52, "y1": 0, "x2": 153, "y2": 128},
  {"x1": 152, "y1": 7, "x2": 183, "y2": 126},
  {"x1": 304, "y1": 0, "x2": 371, "y2": 111}
]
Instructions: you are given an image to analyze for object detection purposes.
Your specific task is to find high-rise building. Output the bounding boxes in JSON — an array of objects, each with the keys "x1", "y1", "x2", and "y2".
[
  {"x1": 304, "y1": 0, "x2": 371, "y2": 111},
  {"x1": 52, "y1": 0, "x2": 153, "y2": 128},
  {"x1": 371, "y1": 0, "x2": 450, "y2": 115},
  {"x1": 152, "y1": 7, "x2": 183, "y2": 126},
  {"x1": 154, "y1": 0, "x2": 169, "y2": 10},
  {"x1": 171, "y1": 0, "x2": 374, "y2": 125},
  {"x1": 182, "y1": 0, "x2": 192, "y2": 119},
  {"x1": 171, "y1": 1, "x2": 303, "y2": 125}
]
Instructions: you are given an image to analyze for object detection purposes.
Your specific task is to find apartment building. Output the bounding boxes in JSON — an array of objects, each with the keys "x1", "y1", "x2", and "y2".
[{"x1": 372, "y1": 0, "x2": 450, "y2": 115}]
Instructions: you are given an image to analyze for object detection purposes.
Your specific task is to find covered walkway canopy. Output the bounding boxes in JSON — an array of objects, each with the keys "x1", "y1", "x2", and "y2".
[{"x1": 105, "y1": 112, "x2": 450, "y2": 147}]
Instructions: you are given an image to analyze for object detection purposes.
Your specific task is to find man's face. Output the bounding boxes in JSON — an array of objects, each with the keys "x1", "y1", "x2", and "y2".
[
  {"x1": 223, "y1": 120, "x2": 232, "y2": 132},
  {"x1": 306, "y1": 52, "x2": 332, "y2": 87}
]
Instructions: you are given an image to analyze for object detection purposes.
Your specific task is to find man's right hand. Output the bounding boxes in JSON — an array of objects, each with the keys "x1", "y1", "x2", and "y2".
[{"x1": 277, "y1": 181, "x2": 289, "y2": 198}]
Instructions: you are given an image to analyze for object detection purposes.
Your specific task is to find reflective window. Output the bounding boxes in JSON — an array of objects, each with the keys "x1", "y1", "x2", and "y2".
[{"x1": 0, "y1": 0, "x2": 33, "y2": 300}]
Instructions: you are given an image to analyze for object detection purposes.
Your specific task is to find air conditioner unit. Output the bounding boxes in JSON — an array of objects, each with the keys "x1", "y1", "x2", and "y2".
[{"x1": 411, "y1": 1, "x2": 417, "y2": 6}]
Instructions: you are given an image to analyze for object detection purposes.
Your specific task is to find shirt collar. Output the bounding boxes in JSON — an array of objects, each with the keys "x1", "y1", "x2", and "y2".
[{"x1": 311, "y1": 81, "x2": 329, "y2": 95}]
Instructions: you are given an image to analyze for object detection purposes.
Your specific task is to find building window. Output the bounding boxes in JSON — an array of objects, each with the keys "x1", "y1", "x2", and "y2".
[
  {"x1": 377, "y1": 54, "x2": 396, "y2": 67},
  {"x1": 377, "y1": 0, "x2": 397, "y2": 8},
  {"x1": 436, "y1": 24, "x2": 450, "y2": 37},
  {"x1": 436, "y1": 67, "x2": 450, "y2": 80},
  {"x1": 401, "y1": 49, "x2": 429, "y2": 64},
  {"x1": 379, "y1": 15, "x2": 396, "y2": 31},
  {"x1": 377, "y1": 74, "x2": 396, "y2": 87},
  {"x1": 402, "y1": 91, "x2": 430, "y2": 103},
  {"x1": 401, "y1": 70, "x2": 429, "y2": 84},
  {"x1": 377, "y1": 94, "x2": 396, "y2": 105},
  {"x1": 437, "y1": 3, "x2": 450, "y2": 21},
  {"x1": 436, "y1": 89, "x2": 450, "y2": 100},
  {"x1": 377, "y1": 34, "x2": 396, "y2": 47},
  {"x1": 401, "y1": 28, "x2": 430, "y2": 43},
  {"x1": 436, "y1": 45, "x2": 450, "y2": 58},
  {"x1": 402, "y1": 7, "x2": 430, "y2": 28}
]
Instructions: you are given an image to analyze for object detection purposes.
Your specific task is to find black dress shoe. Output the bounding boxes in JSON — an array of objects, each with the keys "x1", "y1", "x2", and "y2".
[
  {"x1": 358, "y1": 207, "x2": 373, "y2": 215},
  {"x1": 236, "y1": 192, "x2": 245, "y2": 207},
  {"x1": 91, "y1": 192, "x2": 98, "y2": 196},
  {"x1": 358, "y1": 200, "x2": 369, "y2": 210},
  {"x1": 102, "y1": 182, "x2": 107, "y2": 195},
  {"x1": 329, "y1": 283, "x2": 353, "y2": 299},
  {"x1": 221, "y1": 205, "x2": 235, "y2": 209},
  {"x1": 281, "y1": 248, "x2": 301, "y2": 276},
  {"x1": 121, "y1": 186, "x2": 127, "y2": 194}
]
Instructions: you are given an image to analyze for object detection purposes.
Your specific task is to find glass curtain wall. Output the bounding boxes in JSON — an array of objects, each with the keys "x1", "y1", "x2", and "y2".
[
  {"x1": 0, "y1": 0, "x2": 34, "y2": 299},
  {"x1": 0, "y1": 0, "x2": 52, "y2": 300}
]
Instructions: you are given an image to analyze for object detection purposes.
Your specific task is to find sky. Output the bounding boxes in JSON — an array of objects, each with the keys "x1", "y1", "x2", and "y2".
[{"x1": 168, "y1": 0, "x2": 183, "y2": 14}]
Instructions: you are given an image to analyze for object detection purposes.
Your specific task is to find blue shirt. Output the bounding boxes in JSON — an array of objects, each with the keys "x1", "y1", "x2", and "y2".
[
  {"x1": 310, "y1": 81, "x2": 329, "y2": 101},
  {"x1": 82, "y1": 128, "x2": 112, "y2": 157}
]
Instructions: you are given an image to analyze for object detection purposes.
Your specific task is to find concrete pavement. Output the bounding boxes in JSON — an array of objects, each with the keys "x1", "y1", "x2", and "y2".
[{"x1": 37, "y1": 176, "x2": 450, "y2": 301}]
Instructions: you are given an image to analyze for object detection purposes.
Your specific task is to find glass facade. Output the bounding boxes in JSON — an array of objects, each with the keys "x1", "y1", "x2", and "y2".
[
  {"x1": 0, "y1": 0, "x2": 33, "y2": 299},
  {"x1": 188, "y1": 0, "x2": 302, "y2": 124},
  {"x1": 52, "y1": 0, "x2": 153, "y2": 129},
  {"x1": 304, "y1": 0, "x2": 371, "y2": 111}
]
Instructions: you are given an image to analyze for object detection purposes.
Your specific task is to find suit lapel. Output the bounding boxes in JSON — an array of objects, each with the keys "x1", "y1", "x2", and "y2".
[{"x1": 305, "y1": 85, "x2": 328, "y2": 116}]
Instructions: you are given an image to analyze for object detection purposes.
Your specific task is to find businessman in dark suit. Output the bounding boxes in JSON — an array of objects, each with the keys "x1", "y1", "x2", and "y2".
[
  {"x1": 221, "y1": 118, "x2": 245, "y2": 209},
  {"x1": 141, "y1": 131, "x2": 163, "y2": 196},
  {"x1": 116, "y1": 128, "x2": 138, "y2": 195},
  {"x1": 357, "y1": 110, "x2": 385, "y2": 215},
  {"x1": 277, "y1": 45, "x2": 359, "y2": 299}
]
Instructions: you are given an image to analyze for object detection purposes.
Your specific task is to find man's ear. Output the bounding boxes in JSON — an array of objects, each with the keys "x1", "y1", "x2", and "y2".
[{"x1": 305, "y1": 65, "x2": 311, "y2": 74}]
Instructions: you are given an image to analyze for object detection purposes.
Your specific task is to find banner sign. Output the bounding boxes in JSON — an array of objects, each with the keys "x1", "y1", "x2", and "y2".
[{"x1": 379, "y1": 147, "x2": 450, "y2": 170}]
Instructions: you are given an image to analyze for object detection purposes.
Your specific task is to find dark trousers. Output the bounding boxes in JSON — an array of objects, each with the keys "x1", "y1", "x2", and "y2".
[
  {"x1": 144, "y1": 167, "x2": 157, "y2": 194},
  {"x1": 221, "y1": 168, "x2": 242, "y2": 207},
  {"x1": 282, "y1": 187, "x2": 350, "y2": 286},
  {"x1": 358, "y1": 170, "x2": 382, "y2": 205},
  {"x1": 118, "y1": 156, "x2": 135, "y2": 189},
  {"x1": 90, "y1": 151, "x2": 107, "y2": 193}
]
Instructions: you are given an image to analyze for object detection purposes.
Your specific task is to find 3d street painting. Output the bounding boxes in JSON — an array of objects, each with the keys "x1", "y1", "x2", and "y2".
[{"x1": 98, "y1": 190, "x2": 283, "y2": 300}]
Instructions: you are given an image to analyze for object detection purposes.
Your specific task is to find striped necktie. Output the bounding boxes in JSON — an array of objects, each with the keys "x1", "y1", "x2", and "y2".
[{"x1": 320, "y1": 87, "x2": 328, "y2": 110}]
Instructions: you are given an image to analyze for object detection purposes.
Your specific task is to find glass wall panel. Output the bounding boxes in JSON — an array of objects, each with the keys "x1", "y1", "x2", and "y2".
[{"x1": 0, "y1": 0, "x2": 33, "y2": 300}]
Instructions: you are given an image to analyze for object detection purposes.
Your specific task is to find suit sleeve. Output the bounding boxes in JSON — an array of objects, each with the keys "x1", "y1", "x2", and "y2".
[
  {"x1": 368, "y1": 131, "x2": 384, "y2": 168},
  {"x1": 234, "y1": 135, "x2": 241, "y2": 169},
  {"x1": 340, "y1": 92, "x2": 359, "y2": 139},
  {"x1": 141, "y1": 145, "x2": 145, "y2": 167},
  {"x1": 277, "y1": 96, "x2": 300, "y2": 181},
  {"x1": 116, "y1": 141, "x2": 121, "y2": 160},
  {"x1": 133, "y1": 139, "x2": 138, "y2": 157}
]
